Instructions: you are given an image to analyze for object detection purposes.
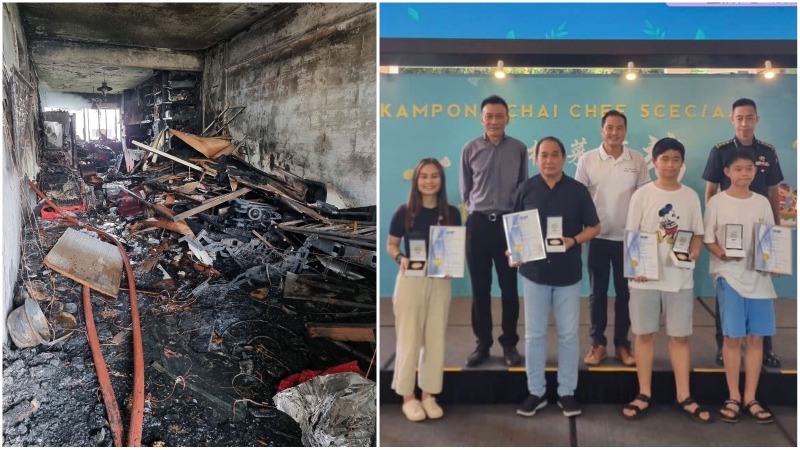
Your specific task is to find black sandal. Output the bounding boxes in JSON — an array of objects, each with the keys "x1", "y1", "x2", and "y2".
[
  {"x1": 677, "y1": 396, "x2": 714, "y2": 424},
  {"x1": 719, "y1": 399, "x2": 742, "y2": 423},
  {"x1": 622, "y1": 393, "x2": 651, "y2": 420},
  {"x1": 744, "y1": 400, "x2": 774, "y2": 424}
]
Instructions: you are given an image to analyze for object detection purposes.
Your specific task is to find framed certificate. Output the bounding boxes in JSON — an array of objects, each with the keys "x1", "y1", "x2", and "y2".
[
  {"x1": 404, "y1": 239, "x2": 427, "y2": 277},
  {"x1": 669, "y1": 230, "x2": 695, "y2": 269},
  {"x1": 427, "y1": 226, "x2": 467, "y2": 278},
  {"x1": 755, "y1": 224, "x2": 793, "y2": 275},
  {"x1": 545, "y1": 216, "x2": 566, "y2": 253},
  {"x1": 724, "y1": 224, "x2": 745, "y2": 258},
  {"x1": 624, "y1": 230, "x2": 659, "y2": 279},
  {"x1": 502, "y1": 209, "x2": 546, "y2": 265}
]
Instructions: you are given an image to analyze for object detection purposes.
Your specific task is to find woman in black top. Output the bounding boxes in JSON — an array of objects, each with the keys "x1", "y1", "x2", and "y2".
[{"x1": 387, "y1": 158, "x2": 461, "y2": 422}]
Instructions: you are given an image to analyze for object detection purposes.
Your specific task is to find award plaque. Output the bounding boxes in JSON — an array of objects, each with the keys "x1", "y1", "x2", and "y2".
[
  {"x1": 669, "y1": 230, "x2": 695, "y2": 269},
  {"x1": 724, "y1": 224, "x2": 745, "y2": 258},
  {"x1": 545, "y1": 216, "x2": 566, "y2": 253},
  {"x1": 404, "y1": 239, "x2": 427, "y2": 277}
]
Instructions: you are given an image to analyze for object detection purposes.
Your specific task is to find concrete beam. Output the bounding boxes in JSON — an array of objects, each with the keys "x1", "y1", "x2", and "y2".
[{"x1": 31, "y1": 39, "x2": 203, "y2": 72}]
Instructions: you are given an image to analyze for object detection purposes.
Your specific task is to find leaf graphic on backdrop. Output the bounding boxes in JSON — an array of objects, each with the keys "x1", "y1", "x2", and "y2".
[
  {"x1": 467, "y1": 77, "x2": 481, "y2": 86},
  {"x1": 643, "y1": 19, "x2": 665, "y2": 39},
  {"x1": 506, "y1": 30, "x2": 516, "y2": 39},
  {"x1": 407, "y1": 7, "x2": 419, "y2": 22},
  {"x1": 545, "y1": 22, "x2": 568, "y2": 39},
  {"x1": 695, "y1": 29, "x2": 706, "y2": 40}
]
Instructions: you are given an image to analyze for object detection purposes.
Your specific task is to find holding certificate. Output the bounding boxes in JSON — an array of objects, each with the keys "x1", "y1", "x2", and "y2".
[
  {"x1": 623, "y1": 231, "x2": 659, "y2": 280},
  {"x1": 703, "y1": 147, "x2": 778, "y2": 424},
  {"x1": 755, "y1": 224, "x2": 793, "y2": 275},
  {"x1": 510, "y1": 137, "x2": 600, "y2": 418},
  {"x1": 623, "y1": 138, "x2": 710, "y2": 422},
  {"x1": 503, "y1": 210, "x2": 546, "y2": 264},
  {"x1": 387, "y1": 158, "x2": 461, "y2": 422},
  {"x1": 427, "y1": 226, "x2": 467, "y2": 278}
]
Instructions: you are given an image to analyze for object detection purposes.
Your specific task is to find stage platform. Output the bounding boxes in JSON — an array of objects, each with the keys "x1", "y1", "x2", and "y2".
[
  {"x1": 379, "y1": 404, "x2": 797, "y2": 447},
  {"x1": 379, "y1": 296, "x2": 797, "y2": 406},
  {"x1": 380, "y1": 296, "x2": 797, "y2": 446}
]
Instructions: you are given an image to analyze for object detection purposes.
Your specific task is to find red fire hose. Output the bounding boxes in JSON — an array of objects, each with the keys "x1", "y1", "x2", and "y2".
[
  {"x1": 83, "y1": 285, "x2": 124, "y2": 446},
  {"x1": 29, "y1": 180, "x2": 144, "y2": 446}
]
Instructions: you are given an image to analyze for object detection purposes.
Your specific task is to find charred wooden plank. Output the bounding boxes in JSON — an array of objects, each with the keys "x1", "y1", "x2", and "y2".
[{"x1": 306, "y1": 323, "x2": 375, "y2": 342}]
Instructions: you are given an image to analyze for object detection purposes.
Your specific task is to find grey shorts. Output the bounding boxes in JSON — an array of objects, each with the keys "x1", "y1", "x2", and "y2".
[{"x1": 629, "y1": 288, "x2": 694, "y2": 337}]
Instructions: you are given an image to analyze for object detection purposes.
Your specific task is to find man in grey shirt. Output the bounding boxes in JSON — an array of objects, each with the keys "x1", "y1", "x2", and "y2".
[{"x1": 460, "y1": 95, "x2": 529, "y2": 367}]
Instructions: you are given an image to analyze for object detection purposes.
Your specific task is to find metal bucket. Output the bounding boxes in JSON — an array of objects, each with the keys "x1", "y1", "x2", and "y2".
[{"x1": 7, "y1": 297, "x2": 52, "y2": 348}]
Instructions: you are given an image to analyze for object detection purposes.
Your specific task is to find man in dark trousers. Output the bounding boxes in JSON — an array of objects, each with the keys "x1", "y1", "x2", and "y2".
[
  {"x1": 460, "y1": 95, "x2": 528, "y2": 367},
  {"x1": 702, "y1": 98, "x2": 784, "y2": 368}
]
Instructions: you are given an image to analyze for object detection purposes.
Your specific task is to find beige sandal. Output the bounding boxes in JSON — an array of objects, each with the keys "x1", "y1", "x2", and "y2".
[
  {"x1": 402, "y1": 399, "x2": 426, "y2": 422},
  {"x1": 421, "y1": 397, "x2": 444, "y2": 419}
]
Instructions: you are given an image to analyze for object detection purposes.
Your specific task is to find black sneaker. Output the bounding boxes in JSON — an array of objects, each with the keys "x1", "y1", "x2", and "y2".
[
  {"x1": 516, "y1": 394, "x2": 547, "y2": 417},
  {"x1": 465, "y1": 346, "x2": 490, "y2": 368},
  {"x1": 557, "y1": 395, "x2": 582, "y2": 417},
  {"x1": 503, "y1": 346, "x2": 522, "y2": 366}
]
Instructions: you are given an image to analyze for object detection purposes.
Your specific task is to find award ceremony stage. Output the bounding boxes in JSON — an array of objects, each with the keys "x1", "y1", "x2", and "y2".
[{"x1": 379, "y1": 296, "x2": 797, "y2": 447}]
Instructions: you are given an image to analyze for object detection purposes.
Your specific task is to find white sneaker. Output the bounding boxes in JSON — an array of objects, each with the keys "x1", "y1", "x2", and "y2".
[
  {"x1": 421, "y1": 397, "x2": 444, "y2": 419},
  {"x1": 401, "y1": 399, "x2": 426, "y2": 422}
]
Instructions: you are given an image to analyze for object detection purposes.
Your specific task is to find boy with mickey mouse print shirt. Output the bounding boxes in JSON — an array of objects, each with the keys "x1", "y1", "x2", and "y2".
[{"x1": 622, "y1": 138, "x2": 712, "y2": 423}]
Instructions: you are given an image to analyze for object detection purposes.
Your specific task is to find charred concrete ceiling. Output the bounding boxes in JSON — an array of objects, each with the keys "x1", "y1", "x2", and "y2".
[{"x1": 18, "y1": 3, "x2": 286, "y2": 94}]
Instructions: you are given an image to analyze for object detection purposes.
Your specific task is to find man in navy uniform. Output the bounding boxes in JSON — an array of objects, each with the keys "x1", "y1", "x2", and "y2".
[{"x1": 702, "y1": 98, "x2": 784, "y2": 368}]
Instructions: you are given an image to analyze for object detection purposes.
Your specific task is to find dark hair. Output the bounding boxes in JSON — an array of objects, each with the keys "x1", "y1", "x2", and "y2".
[
  {"x1": 652, "y1": 137, "x2": 685, "y2": 161},
  {"x1": 732, "y1": 98, "x2": 757, "y2": 113},
  {"x1": 405, "y1": 158, "x2": 453, "y2": 230},
  {"x1": 535, "y1": 136, "x2": 566, "y2": 158},
  {"x1": 480, "y1": 95, "x2": 509, "y2": 113},
  {"x1": 723, "y1": 147, "x2": 756, "y2": 168},
  {"x1": 601, "y1": 110, "x2": 627, "y2": 128}
]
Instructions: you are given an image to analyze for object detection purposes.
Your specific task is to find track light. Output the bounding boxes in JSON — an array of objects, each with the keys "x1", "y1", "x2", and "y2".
[
  {"x1": 624, "y1": 61, "x2": 637, "y2": 81},
  {"x1": 494, "y1": 60, "x2": 506, "y2": 79},
  {"x1": 762, "y1": 60, "x2": 776, "y2": 79}
]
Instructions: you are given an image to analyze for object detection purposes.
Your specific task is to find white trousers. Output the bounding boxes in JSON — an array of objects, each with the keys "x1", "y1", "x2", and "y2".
[{"x1": 391, "y1": 273, "x2": 452, "y2": 396}]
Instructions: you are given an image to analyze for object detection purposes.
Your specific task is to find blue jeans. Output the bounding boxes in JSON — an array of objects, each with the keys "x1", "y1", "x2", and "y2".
[{"x1": 522, "y1": 278, "x2": 581, "y2": 398}]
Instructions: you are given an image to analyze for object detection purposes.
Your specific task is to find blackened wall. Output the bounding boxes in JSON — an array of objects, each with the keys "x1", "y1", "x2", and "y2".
[
  {"x1": 3, "y1": 3, "x2": 42, "y2": 342},
  {"x1": 202, "y1": 4, "x2": 376, "y2": 208}
]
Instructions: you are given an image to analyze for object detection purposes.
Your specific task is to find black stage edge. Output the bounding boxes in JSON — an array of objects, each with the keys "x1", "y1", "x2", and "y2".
[{"x1": 380, "y1": 369, "x2": 797, "y2": 407}]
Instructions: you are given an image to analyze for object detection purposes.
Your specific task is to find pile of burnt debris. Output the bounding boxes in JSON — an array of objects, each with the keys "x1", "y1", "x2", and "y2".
[{"x1": 3, "y1": 127, "x2": 376, "y2": 446}]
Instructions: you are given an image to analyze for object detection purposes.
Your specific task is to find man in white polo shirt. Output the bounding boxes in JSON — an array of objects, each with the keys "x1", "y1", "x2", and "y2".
[{"x1": 575, "y1": 110, "x2": 650, "y2": 366}]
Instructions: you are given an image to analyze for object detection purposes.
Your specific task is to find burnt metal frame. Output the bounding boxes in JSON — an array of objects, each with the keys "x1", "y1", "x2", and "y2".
[{"x1": 380, "y1": 39, "x2": 798, "y2": 69}]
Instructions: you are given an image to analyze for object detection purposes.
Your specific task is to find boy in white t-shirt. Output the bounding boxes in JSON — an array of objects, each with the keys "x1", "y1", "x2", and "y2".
[
  {"x1": 704, "y1": 148, "x2": 776, "y2": 425},
  {"x1": 621, "y1": 138, "x2": 712, "y2": 423}
]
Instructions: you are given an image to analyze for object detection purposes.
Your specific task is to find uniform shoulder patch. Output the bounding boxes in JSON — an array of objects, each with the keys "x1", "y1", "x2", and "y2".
[
  {"x1": 714, "y1": 138, "x2": 734, "y2": 149},
  {"x1": 756, "y1": 139, "x2": 776, "y2": 151}
]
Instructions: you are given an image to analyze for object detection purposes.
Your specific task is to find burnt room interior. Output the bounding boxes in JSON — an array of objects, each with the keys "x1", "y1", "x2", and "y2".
[{"x1": 2, "y1": 3, "x2": 376, "y2": 446}]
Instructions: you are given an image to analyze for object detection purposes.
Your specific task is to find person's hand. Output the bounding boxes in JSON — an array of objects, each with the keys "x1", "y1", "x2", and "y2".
[
  {"x1": 506, "y1": 250, "x2": 523, "y2": 268},
  {"x1": 633, "y1": 276, "x2": 648, "y2": 283},
  {"x1": 398, "y1": 256, "x2": 409, "y2": 276},
  {"x1": 689, "y1": 247, "x2": 701, "y2": 262},
  {"x1": 564, "y1": 236, "x2": 576, "y2": 251}
]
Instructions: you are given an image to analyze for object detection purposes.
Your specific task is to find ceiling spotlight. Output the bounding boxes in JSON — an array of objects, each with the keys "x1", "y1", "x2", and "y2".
[
  {"x1": 762, "y1": 60, "x2": 776, "y2": 79},
  {"x1": 624, "y1": 61, "x2": 637, "y2": 81},
  {"x1": 97, "y1": 79, "x2": 113, "y2": 98},
  {"x1": 494, "y1": 60, "x2": 507, "y2": 79}
]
